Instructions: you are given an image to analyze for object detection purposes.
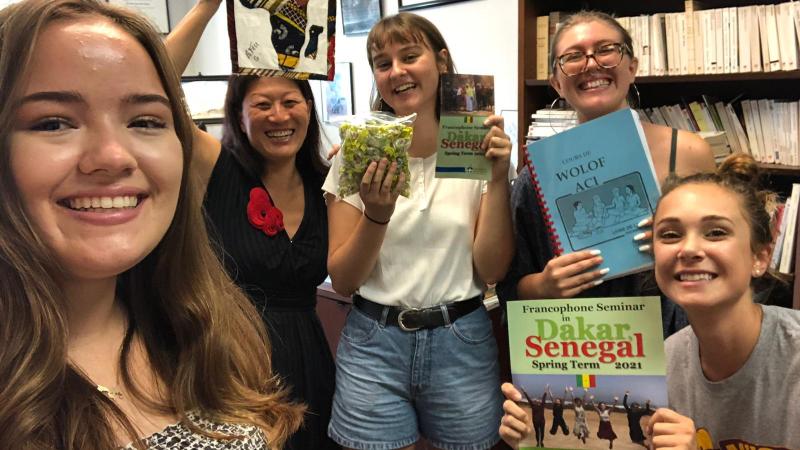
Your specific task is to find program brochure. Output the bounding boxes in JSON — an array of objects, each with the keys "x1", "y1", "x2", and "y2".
[
  {"x1": 508, "y1": 296, "x2": 667, "y2": 450},
  {"x1": 435, "y1": 73, "x2": 494, "y2": 180}
]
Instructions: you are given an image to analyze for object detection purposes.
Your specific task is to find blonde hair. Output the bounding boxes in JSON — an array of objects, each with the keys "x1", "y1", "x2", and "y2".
[{"x1": 0, "y1": 1, "x2": 303, "y2": 449}]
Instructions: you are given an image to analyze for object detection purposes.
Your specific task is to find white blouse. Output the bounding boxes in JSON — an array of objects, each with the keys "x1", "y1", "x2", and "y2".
[{"x1": 324, "y1": 151, "x2": 492, "y2": 308}]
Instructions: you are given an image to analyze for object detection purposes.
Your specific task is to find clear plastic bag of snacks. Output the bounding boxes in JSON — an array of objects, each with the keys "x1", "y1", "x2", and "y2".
[{"x1": 337, "y1": 112, "x2": 415, "y2": 198}]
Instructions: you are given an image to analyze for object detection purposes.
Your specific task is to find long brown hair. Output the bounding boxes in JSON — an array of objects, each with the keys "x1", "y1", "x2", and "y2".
[{"x1": 0, "y1": 1, "x2": 303, "y2": 449}]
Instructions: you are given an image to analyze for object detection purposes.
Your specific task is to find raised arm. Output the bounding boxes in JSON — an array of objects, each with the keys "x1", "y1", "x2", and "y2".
[
  {"x1": 164, "y1": 0, "x2": 223, "y2": 75},
  {"x1": 623, "y1": 391, "x2": 630, "y2": 411},
  {"x1": 163, "y1": 0, "x2": 223, "y2": 188}
]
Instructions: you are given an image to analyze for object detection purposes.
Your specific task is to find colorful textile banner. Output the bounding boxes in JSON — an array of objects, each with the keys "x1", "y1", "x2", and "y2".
[{"x1": 227, "y1": 0, "x2": 336, "y2": 80}]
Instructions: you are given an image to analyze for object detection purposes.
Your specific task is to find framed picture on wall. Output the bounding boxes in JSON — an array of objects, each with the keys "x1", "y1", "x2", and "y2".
[
  {"x1": 398, "y1": 0, "x2": 470, "y2": 12},
  {"x1": 322, "y1": 62, "x2": 354, "y2": 123},
  {"x1": 341, "y1": 0, "x2": 381, "y2": 35},
  {"x1": 107, "y1": 0, "x2": 170, "y2": 33}
]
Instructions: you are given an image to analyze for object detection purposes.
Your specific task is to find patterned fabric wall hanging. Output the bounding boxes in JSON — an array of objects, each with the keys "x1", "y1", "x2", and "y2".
[{"x1": 227, "y1": 0, "x2": 336, "y2": 80}]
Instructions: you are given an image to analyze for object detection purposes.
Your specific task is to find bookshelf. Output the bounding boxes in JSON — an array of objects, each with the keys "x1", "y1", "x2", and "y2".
[
  {"x1": 518, "y1": 0, "x2": 800, "y2": 173},
  {"x1": 518, "y1": 0, "x2": 800, "y2": 308}
]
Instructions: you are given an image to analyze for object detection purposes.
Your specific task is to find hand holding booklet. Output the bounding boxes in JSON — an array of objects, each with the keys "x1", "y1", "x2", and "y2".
[
  {"x1": 525, "y1": 108, "x2": 660, "y2": 280},
  {"x1": 435, "y1": 73, "x2": 495, "y2": 180}
]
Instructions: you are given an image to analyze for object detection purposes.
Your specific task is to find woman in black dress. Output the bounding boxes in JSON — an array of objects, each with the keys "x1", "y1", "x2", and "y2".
[{"x1": 165, "y1": 2, "x2": 337, "y2": 449}]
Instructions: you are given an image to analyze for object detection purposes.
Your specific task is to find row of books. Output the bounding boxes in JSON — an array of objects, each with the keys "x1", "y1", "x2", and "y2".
[
  {"x1": 535, "y1": 1, "x2": 800, "y2": 79},
  {"x1": 526, "y1": 108, "x2": 577, "y2": 141},
  {"x1": 771, "y1": 183, "x2": 800, "y2": 275},
  {"x1": 638, "y1": 98, "x2": 800, "y2": 167}
]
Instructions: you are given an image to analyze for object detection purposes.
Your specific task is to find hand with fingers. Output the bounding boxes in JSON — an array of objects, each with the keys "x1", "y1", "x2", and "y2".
[
  {"x1": 499, "y1": 383, "x2": 531, "y2": 450},
  {"x1": 646, "y1": 408, "x2": 697, "y2": 449},
  {"x1": 481, "y1": 115, "x2": 512, "y2": 182},
  {"x1": 359, "y1": 158, "x2": 406, "y2": 225},
  {"x1": 634, "y1": 216, "x2": 653, "y2": 253},
  {"x1": 327, "y1": 143, "x2": 340, "y2": 161},
  {"x1": 538, "y1": 250, "x2": 608, "y2": 298}
]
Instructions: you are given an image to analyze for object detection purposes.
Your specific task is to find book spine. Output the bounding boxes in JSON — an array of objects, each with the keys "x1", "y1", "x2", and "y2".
[{"x1": 524, "y1": 152, "x2": 564, "y2": 257}]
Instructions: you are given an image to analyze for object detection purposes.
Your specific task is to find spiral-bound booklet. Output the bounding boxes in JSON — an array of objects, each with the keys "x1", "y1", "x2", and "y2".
[{"x1": 525, "y1": 109, "x2": 660, "y2": 280}]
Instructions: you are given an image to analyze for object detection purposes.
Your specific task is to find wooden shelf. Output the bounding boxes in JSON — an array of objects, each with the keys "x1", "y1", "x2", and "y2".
[
  {"x1": 759, "y1": 164, "x2": 800, "y2": 177},
  {"x1": 526, "y1": 70, "x2": 800, "y2": 86}
]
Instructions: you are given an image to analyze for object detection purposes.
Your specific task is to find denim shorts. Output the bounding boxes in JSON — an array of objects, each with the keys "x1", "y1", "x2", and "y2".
[{"x1": 327, "y1": 304, "x2": 503, "y2": 450}]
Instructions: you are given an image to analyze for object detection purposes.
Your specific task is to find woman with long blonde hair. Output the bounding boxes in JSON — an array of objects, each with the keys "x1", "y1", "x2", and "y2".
[{"x1": 0, "y1": 1, "x2": 302, "y2": 448}]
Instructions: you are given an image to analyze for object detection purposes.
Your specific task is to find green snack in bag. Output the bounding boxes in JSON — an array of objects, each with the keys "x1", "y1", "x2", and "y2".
[{"x1": 337, "y1": 113, "x2": 415, "y2": 198}]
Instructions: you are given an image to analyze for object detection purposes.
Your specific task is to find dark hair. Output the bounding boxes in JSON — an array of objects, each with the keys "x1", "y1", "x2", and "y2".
[
  {"x1": 0, "y1": 2, "x2": 303, "y2": 449},
  {"x1": 221, "y1": 76, "x2": 328, "y2": 187},
  {"x1": 365, "y1": 12, "x2": 455, "y2": 114},
  {"x1": 658, "y1": 153, "x2": 774, "y2": 254}
]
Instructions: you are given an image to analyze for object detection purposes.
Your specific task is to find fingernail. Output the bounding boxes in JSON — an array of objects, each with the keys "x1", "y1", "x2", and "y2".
[
  {"x1": 639, "y1": 244, "x2": 651, "y2": 252},
  {"x1": 589, "y1": 249, "x2": 601, "y2": 255},
  {"x1": 599, "y1": 267, "x2": 610, "y2": 275},
  {"x1": 593, "y1": 279, "x2": 604, "y2": 286},
  {"x1": 633, "y1": 232, "x2": 646, "y2": 241},
  {"x1": 638, "y1": 218, "x2": 650, "y2": 227}
]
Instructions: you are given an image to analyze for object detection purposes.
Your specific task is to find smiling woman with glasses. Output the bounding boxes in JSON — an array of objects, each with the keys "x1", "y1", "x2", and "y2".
[{"x1": 497, "y1": 9, "x2": 717, "y2": 339}]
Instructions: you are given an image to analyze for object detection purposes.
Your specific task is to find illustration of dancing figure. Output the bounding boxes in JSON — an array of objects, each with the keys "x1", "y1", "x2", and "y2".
[
  {"x1": 567, "y1": 387, "x2": 589, "y2": 444},
  {"x1": 623, "y1": 391, "x2": 653, "y2": 447},
  {"x1": 547, "y1": 387, "x2": 570, "y2": 436},
  {"x1": 521, "y1": 386, "x2": 548, "y2": 448},
  {"x1": 589, "y1": 394, "x2": 618, "y2": 449}
]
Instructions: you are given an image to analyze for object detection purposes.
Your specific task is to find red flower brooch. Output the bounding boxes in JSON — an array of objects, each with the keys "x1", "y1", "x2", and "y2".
[{"x1": 247, "y1": 187, "x2": 284, "y2": 237}]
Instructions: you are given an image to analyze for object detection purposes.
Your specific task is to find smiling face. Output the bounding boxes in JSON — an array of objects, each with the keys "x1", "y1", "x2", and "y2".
[
  {"x1": 239, "y1": 77, "x2": 311, "y2": 164},
  {"x1": 9, "y1": 17, "x2": 182, "y2": 286},
  {"x1": 549, "y1": 20, "x2": 637, "y2": 122},
  {"x1": 370, "y1": 37, "x2": 447, "y2": 117},
  {"x1": 653, "y1": 183, "x2": 770, "y2": 312}
]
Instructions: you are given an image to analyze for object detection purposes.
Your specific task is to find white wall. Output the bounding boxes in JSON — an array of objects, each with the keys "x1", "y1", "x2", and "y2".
[{"x1": 168, "y1": 0, "x2": 518, "y2": 150}]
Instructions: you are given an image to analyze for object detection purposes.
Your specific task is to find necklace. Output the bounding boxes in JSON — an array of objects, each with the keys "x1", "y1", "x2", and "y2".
[{"x1": 97, "y1": 384, "x2": 123, "y2": 400}]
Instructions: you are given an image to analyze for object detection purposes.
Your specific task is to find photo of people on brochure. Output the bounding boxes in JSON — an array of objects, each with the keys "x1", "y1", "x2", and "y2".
[
  {"x1": 512, "y1": 377, "x2": 666, "y2": 450},
  {"x1": 440, "y1": 73, "x2": 494, "y2": 115}
]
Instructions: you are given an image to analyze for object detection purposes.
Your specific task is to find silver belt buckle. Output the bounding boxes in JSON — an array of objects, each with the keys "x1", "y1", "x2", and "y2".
[{"x1": 397, "y1": 308, "x2": 421, "y2": 331}]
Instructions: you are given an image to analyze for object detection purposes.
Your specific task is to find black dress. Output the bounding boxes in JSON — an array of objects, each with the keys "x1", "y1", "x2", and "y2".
[{"x1": 203, "y1": 149, "x2": 338, "y2": 450}]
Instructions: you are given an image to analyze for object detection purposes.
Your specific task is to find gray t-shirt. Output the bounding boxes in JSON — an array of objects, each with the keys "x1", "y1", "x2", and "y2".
[{"x1": 666, "y1": 305, "x2": 800, "y2": 449}]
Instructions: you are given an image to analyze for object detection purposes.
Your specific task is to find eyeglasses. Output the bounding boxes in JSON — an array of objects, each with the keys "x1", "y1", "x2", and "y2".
[{"x1": 554, "y1": 43, "x2": 630, "y2": 77}]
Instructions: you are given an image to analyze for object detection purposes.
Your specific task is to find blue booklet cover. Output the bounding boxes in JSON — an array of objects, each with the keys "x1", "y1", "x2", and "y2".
[{"x1": 525, "y1": 109, "x2": 660, "y2": 280}]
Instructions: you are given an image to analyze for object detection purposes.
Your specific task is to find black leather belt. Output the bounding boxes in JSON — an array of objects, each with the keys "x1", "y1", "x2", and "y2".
[{"x1": 353, "y1": 295, "x2": 483, "y2": 331}]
